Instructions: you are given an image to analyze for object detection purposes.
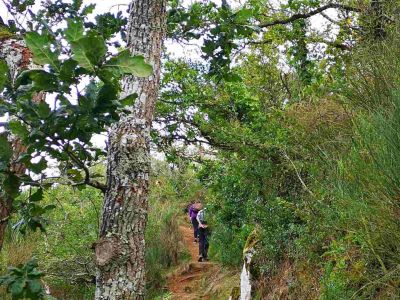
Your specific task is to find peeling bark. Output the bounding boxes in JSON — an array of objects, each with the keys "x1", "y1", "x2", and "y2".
[{"x1": 95, "y1": 1, "x2": 166, "y2": 299}]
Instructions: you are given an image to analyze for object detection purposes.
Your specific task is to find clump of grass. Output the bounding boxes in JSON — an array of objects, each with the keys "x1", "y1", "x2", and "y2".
[{"x1": 146, "y1": 201, "x2": 183, "y2": 292}]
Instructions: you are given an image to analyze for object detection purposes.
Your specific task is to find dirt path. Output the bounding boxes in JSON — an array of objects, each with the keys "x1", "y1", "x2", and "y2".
[
  {"x1": 181, "y1": 225, "x2": 198, "y2": 261},
  {"x1": 167, "y1": 225, "x2": 215, "y2": 300}
]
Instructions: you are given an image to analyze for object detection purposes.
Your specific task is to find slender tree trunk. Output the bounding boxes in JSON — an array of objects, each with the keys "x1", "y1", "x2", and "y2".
[
  {"x1": 0, "y1": 39, "x2": 37, "y2": 250},
  {"x1": 95, "y1": 1, "x2": 166, "y2": 299}
]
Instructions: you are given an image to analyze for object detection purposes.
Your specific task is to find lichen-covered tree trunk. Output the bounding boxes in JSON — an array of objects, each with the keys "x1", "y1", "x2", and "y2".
[
  {"x1": 95, "y1": 1, "x2": 166, "y2": 299},
  {"x1": 0, "y1": 39, "x2": 38, "y2": 250}
]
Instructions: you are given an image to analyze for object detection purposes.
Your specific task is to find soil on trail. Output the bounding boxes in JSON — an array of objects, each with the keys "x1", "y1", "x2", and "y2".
[{"x1": 167, "y1": 225, "x2": 216, "y2": 300}]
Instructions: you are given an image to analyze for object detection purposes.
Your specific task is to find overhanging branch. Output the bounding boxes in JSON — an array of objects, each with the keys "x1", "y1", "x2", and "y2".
[{"x1": 259, "y1": 3, "x2": 361, "y2": 28}]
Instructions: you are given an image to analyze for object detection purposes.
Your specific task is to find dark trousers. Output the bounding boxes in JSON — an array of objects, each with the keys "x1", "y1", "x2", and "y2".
[
  {"x1": 191, "y1": 217, "x2": 199, "y2": 239},
  {"x1": 198, "y1": 227, "x2": 209, "y2": 259}
]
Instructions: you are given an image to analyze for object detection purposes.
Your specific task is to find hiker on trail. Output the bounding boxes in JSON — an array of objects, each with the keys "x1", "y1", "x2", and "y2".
[
  {"x1": 189, "y1": 202, "x2": 202, "y2": 243},
  {"x1": 196, "y1": 207, "x2": 209, "y2": 262}
]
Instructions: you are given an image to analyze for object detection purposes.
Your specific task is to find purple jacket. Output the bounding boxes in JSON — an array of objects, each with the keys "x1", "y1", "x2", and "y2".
[{"x1": 189, "y1": 204, "x2": 198, "y2": 219}]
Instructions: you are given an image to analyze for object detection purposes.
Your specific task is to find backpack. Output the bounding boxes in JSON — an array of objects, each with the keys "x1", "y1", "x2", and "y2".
[{"x1": 197, "y1": 209, "x2": 207, "y2": 224}]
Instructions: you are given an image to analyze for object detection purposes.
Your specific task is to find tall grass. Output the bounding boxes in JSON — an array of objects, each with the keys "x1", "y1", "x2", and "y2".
[
  {"x1": 316, "y1": 26, "x2": 400, "y2": 299},
  {"x1": 146, "y1": 199, "x2": 183, "y2": 296}
]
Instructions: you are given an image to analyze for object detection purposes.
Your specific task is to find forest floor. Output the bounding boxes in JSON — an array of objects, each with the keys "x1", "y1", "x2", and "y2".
[{"x1": 166, "y1": 224, "x2": 239, "y2": 300}]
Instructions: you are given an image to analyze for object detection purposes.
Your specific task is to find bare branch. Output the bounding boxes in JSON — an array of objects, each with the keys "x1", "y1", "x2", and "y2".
[
  {"x1": 57, "y1": 142, "x2": 107, "y2": 193},
  {"x1": 280, "y1": 73, "x2": 292, "y2": 99},
  {"x1": 282, "y1": 150, "x2": 315, "y2": 197}
]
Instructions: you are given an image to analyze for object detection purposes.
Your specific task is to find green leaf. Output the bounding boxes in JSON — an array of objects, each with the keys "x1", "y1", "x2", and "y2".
[
  {"x1": 30, "y1": 158, "x2": 47, "y2": 174},
  {"x1": 28, "y1": 270, "x2": 43, "y2": 278},
  {"x1": 16, "y1": 153, "x2": 31, "y2": 165},
  {"x1": 97, "y1": 83, "x2": 118, "y2": 103},
  {"x1": 0, "y1": 259, "x2": 45, "y2": 299},
  {"x1": 70, "y1": 32, "x2": 107, "y2": 72},
  {"x1": 24, "y1": 32, "x2": 60, "y2": 71},
  {"x1": 120, "y1": 93, "x2": 137, "y2": 107},
  {"x1": 0, "y1": 60, "x2": 9, "y2": 91},
  {"x1": 67, "y1": 169, "x2": 83, "y2": 182},
  {"x1": 27, "y1": 279, "x2": 42, "y2": 293},
  {"x1": 44, "y1": 204, "x2": 56, "y2": 211},
  {"x1": 104, "y1": 50, "x2": 153, "y2": 77},
  {"x1": 0, "y1": 134, "x2": 12, "y2": 162},
  {"x1": 25, "y1": 258, "x2": 39, "y2": 271},
  {"x1": 3, "y1": 173, "x2": 20, "y2": 198},
  {"x1": 8, "y1": 121, "x2": 29, "y2": 140},
  {"x1": 36, "y1": 102, "x2": 51, "y2": 119},
  {"x1": 59, "y1": 59, "x2": 78, "y2": 82},
  {"x1": 235, "y1": 8, "x2": 253, "y2": 23},
  {"x1": 30, "y1": 189, "x2": 43, "y2": 202},
  {"x1": 94, "y1": 84, "x2": 119, "y2": 112},
  {"x1": 82, "y1": 3, "x2": 95, "y2": 15},
  {"x1": 10, "y1": 279, "x2": 25, "y2": 296},
  {"x1": 65, "y1": 19, "x2": 84, "y2": 42},
  {"x1": 9, "y1": 266, "x2": 24, "y2": 275},
  {"x1": 72, "y1": 0, "x2": 83, "y2": 11},
  {"x1": 223, "y1": 72, "x2": 242, "y2": 82},
  {"x1": 16, "y1": 69, "x2": 58, "y2": 92}
]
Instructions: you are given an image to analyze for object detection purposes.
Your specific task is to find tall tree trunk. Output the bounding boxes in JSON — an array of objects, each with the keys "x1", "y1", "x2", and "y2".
[
  {"x1": 0, "y1": 39, "x2": 37, "y2": 250},
  {"x1": 95, "y1": 1, "x2": 166, "y2": 299}
]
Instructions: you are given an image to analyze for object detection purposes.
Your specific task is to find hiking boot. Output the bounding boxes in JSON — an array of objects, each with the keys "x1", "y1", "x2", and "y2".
[{"x1": 198, "y1": 256, "x2": 203, "y2": 262}]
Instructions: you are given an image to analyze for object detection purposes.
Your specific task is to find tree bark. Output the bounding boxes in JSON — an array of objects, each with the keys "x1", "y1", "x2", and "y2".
[
  {"x1": 95, "y1": 1, "x2": 166, "y2": 299},
  {"x1": 0, "y1": 39, "x2": 37, "y2": 250}
]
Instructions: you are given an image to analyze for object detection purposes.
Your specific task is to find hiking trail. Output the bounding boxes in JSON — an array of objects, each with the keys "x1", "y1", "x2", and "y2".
[{"x1": 167, "y1": 224, "x2": 216, "y2": 300}]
